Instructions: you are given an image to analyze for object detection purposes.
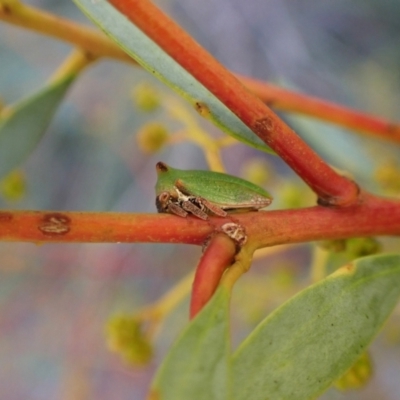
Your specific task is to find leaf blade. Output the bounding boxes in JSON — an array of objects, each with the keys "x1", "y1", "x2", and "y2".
[
  {"x1": 232, "y1": 253, "x2": 400, "y2": 400},
  {"x1": 73, "y1": 0, "x2": 273, "y2": 154},
  {"x1": 0, "y1": 74, "x2": 75, "y2": 179},
  {"x1": 150, "y1": 286, "x2": 231, "y2": 400}
]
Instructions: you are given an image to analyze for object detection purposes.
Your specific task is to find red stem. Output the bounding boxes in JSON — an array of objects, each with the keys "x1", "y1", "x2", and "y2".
[
  {"x1": 189, "y1": 234, "x2": 236, "y2": 319},
  {"x1": 108, "y1": 0, "x2": 359, "y2": 206},
  {"x1": 239, "y1": 76, "x2": 400, "y2": 145},
  {"x1": 1, "y1": 193, "x2": 399, "y2": 244},
  {"x1": 250, "y1": 192, "x2": 400, "y2": 247},
  {"x1": 3, "y1": 4, "x2": 399, "y2": 144}
]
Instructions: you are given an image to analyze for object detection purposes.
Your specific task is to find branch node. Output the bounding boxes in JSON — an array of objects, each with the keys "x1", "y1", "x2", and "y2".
[{"x1": 317, "y1": 180, "x2": 361, "y2": 208}]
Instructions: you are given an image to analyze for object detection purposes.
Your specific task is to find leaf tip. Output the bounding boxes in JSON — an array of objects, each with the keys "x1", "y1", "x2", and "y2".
[{"x1": 332, "y1": 261, "x2": 356, "y2": 276}]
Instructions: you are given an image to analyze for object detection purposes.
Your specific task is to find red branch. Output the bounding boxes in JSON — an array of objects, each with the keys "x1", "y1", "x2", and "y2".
[
  {"x1": 239, "y1": 75, "x2": 400, "y2": 145},
  {"x1": 190, "y1": 234, "x2": 236, "y2": 319},
  {"x1": 1, "y1": 193, "x2": 399, "y2": 245},
  {"x1": 108, "y1": 0, "x2": 359, "y2": 207},
  {"x1": 2, "y1": 4, "x2": 399, "y2": 145}
]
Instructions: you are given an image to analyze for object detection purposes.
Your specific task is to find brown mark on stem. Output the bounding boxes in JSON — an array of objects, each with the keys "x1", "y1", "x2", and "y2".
[
  {"x1": 0, "y1": 3, "x2": 12, "y2": 14},
  {"x1": 0, "y1": 212, "x2": 13, "y2": 222},
  {"x1": 252, "y1": 117, "x2": 275, "y2": 144},
  {"x1": 38, "y1": 213, "x2": 71, "y2": 236},
  {"x1": 82, "y1": 50, "x2": 97, "y2": 62},
  {"x1": 221, "y1": 222, "x2": 247, "y2": 250},
  {"x1": 264, "y1": 99, "x2": 278, "y2": 107},
  {"x1": 317, "y1": 180, "x2": 361, "y2": 207},
  {"x1": 317, "y1": 196, "x2": 339, "y2": 207},
  {"x1": 386, "y1": 123, "x2": 400, "y2": 135}
]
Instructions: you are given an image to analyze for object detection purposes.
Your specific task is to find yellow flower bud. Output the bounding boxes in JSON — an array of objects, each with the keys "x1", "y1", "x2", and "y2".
[
  {"x1": 241, "y1": 158, "x2": 271, "y2": 187},
  {"x1": 280, "y1": 183, "x2": 307, "y2": 209},
  {"x1": 374, "y1": 161, "x2": 400, "y2": 194},
  {"x1": 106, "y1": 315, "x2": 153, "y2": 366},
  {"x1": 132, "y1": 83, "x2": 161, "y2": 112},
  {"x1": 334, "y1": 351, "x2": 373, "y2": 391},
  {"x1": 137, "y1": 122, "x2": 169, "y2": 154},
  {"x1": 0, "y1": 169, "x2": 26, "y2": 201},
  {"x1": 345, "y1": 237, "x2": 381, "y2": 258}
]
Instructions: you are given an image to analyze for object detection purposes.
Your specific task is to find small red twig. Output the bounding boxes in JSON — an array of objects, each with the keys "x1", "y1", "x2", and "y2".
[
  {"x1": 249, "y1": 192, "x2": 400, "y2": 248},
  {"x1": 0, "y1": 211, "x2": 209, "y2": 244},
  {"x1": 189, "y1": 234, "x2": 236, "y2": 319},
  {"x1": 1, "y1": 193, "x2": 399, "y2": 245},
  {"x1": 108, "y1": 0, "x2": 360, "y2": 207},
  {"x1": 239, "y1": 75, "x2": 400, "y2": 145},
  {"x1": 2, "y1": 3, "x2": 400, "y2": 144}
]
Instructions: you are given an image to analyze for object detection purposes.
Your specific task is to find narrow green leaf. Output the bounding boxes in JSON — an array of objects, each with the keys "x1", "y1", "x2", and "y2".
[
  {"x1": 286, "y1": 113, "x2": 378, "y2": 190},
  {"x1": 150, "y1": 286, "x2": 231, "y2": 400},
  {"x1": 0, "y1": 74, "x2": 75, "y2": 179},
  {"x1": 73, "y1": 0, "x2": 273, "y2": 154},
  {"x1": 232, "y1": 253, "x2": 400, "y2": 400}
]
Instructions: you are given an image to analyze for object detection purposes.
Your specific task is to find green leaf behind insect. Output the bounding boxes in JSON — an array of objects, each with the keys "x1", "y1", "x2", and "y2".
[
  {"x1": 150, "y1": 286, "x2": 231, "y2": 400},
  {"x1": 73, "y1": 0, "x2": 274, "y2": 154},
  {"x1": 0, "y1": 74, "x2": 76, "y2": 179},
  {"x1": 232, "y1": 253, "x2": 400, "y2": 400}
]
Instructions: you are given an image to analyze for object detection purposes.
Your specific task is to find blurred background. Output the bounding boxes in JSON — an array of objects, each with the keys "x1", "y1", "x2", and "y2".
[{"x1": 0, "y1": 0, "x2": 400, "y2": 398}]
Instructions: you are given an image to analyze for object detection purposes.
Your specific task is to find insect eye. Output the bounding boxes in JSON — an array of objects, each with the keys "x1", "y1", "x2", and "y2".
[
  {"x1": 159, "y1": 192, "x2": 170, "y2": 201},
  {"x1": 156, "y1": 191, "x2": 172, "y2": 213}
]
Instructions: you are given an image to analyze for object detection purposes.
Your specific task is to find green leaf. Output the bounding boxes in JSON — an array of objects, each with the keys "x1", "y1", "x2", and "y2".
[
  {"x1": 73, "y1": 0, "x2": 273, "y2": 154},
  {"x1": 0, "y1": 74, "x2": 75, "y2": 179},
  {"x1": 286, "y1": 113, "x2": 379, "y2": 191},
  {"x1": 150, "y1": 286, "x2": 231, "y2": 400},
  {"x1": 232, "y1": 253, "x2": 400, "y2": 400}
]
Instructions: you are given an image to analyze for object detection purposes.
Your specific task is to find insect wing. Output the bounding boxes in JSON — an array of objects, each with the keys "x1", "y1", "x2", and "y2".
[
  {"x1": 175, "y1": 174, "x2": 272, "y2": 210},
  {"x1": 155, "y1": 162, "x2": 273, "y2": 213}
]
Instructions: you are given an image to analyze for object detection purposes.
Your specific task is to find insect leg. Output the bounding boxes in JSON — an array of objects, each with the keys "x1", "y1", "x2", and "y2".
[
  {"x1": 181, "y1": 200, "x2": 208, "y2": 220},
  {"x1": 200, "y1": 198, "x2": 227, "y2": 217},
  {"x1": 175, "y1": 179, "x2": 227, "y2": 218},
  {"x1": 167, "y1": 203, "x2": 189, "y2": 218}
]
